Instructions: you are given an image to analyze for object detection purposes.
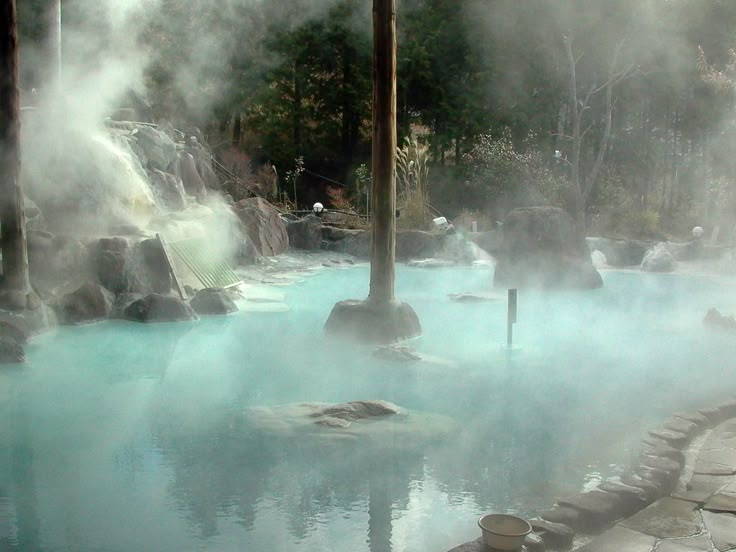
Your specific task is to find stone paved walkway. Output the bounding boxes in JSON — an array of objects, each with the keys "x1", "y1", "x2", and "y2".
[
  {"x1": 447, "y1": 400, "x2": 736, "y2": 552},
  {"x1": 576, "y1": 417, "x2": 736, "y2": 552}
]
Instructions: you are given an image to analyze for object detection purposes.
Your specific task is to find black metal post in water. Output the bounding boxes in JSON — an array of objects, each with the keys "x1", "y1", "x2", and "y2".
[{"x1": 507, "y1": 288, "x2": 517, "y2": 348}]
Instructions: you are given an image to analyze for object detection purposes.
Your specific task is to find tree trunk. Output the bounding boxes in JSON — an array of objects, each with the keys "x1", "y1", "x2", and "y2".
[
  {"x1": 564, "y1": 36, "x2": 585, "y2": 236},
  {"x1": 292, "y1": 60, "x2": 302, "y2": 157},
  {"x1": 341, "y1": 45, "x2": 354, "y2": 167},
  {"x1": 232, "y1": 112, "x2": 241, "y2": 148},
  {"x1": 0, "y1": 0, "x2": 31, "y2": 301},
  {"x1": 368, "y1": 0, "x2": 397, "y2": 305}
]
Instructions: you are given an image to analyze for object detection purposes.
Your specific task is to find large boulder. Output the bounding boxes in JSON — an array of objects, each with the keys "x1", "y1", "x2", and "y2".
[
  {"x1": 188, "y1": 137, "x2": 221, "y2": 190},
  {"x1": 138, "y1": 238, "x2": 172, "y2": 294},
  {"x1": 149, "y1": 170, "x2": 187, "y2": 211},
  {"x1": 494, "y1": 207, "x2": 603, "y2": 289},
  {"x1": 28, "y1": 231, "x2": 90, "y2": 293},
  {"x1": 328, "y1": 228, "x2": 371, "y2": 257},
  {"x1": 396, "y1": 230, "x2": 445, "y2": 260},
  {"x1": 93, "y1": 237, "x2": 136, "y2": 294},
  {"x1": 233, "y1": 197, "x2": 289, "y2": 256},
  {"x1": 586, "y1": 237, "x2": 651, "y2": 267},
  {"x1": 641, "y1": 242, "x2": 676, "y2": 272},
  {"x1": 123, "y1": 293, "x2": 197, "y2": 323},
  {"x1": 190, "y1": 288, "x2": 238, "y2": 315},
  {"x1": 58, "y1": 282, "x2": 114, "y2": 324},
  {"x1": 179, "y1": 152, "x2": 207, "y2": 200},
  {"x1": 467, "y1": 230, "x2": 501, "y2": 257},
  {"x1": 286, "y1": 214, "x2": 324, "y2": 250}
]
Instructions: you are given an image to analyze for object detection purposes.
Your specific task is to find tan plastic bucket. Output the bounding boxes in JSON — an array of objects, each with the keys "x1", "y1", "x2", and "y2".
[{"x1": 477, "y1": 514, "x2": 532, "y2": 551}]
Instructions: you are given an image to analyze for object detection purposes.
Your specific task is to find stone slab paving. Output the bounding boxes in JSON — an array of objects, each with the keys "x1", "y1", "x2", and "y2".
[
  {"x1": 620, "y1": 497, "x2": 702, "y2": 538},
  {"x1": 655, "y1": 533, "x2": 713, "y2": 552},
  {"x1": 574, "y1": 417, "x2": 736, "y2": 552},
  {"x1": 574, "y1": 526, "x2": 656, "y2": 552},
  {"x1": 702, "y1": 511, "x2": 736, "y2": 551}
]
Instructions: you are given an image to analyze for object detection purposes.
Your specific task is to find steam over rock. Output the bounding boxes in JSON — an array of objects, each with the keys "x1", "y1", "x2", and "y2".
[
  {"x1": 149, "y1": 169, "x2": 188, "y2": 211},
  {"x1": 493, "y1": 206, "x2": 603, "y2": 289},
  {"x1": 641, "y1": 243, "x2": 676, "y2": 272},
  {"x1": 132, "y1": 125, "x2": 178, "y2": 172},
  {"x1": 233, "y1": 197, "x2": 289, "y2": 256}
]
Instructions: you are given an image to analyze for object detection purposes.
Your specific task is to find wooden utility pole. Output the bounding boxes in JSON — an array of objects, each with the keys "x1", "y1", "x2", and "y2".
[
  {"x1": 52, "y1": 0, "x2": 62, "y2": 84},
  {"x1": 324, "y1": 0, "x2": 420, "y2": 343},
  {"x1": 368, "y1": 0, "x2": 397, "y2": 305},
  {"x1": 0, "y1": 0, "x2": 32, "y2": 309}
]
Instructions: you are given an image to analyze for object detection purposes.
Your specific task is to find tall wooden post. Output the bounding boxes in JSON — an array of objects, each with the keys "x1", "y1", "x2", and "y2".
[
  {"x1": 368, "y1": 0, "x2": 397, "y2": 305},
  {"x1": 51, "y1": 0, "x2": 62, "y2": 84},
  {"x1": 324, "y1": 0, "x2": 420, "y2": 344},
  {"x1": 0, "y1": 0, "x2": 32, "y2": 309}
]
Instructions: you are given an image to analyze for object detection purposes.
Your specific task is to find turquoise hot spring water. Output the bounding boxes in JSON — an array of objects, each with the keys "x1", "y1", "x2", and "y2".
[{"x1": 1, "y1": 262, "x2": 736, "y2": 552}]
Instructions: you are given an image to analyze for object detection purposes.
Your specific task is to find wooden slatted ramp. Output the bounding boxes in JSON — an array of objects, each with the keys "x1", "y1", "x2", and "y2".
[{"x1": 164, "y1": 236, "x2": 242, "y2": 291}]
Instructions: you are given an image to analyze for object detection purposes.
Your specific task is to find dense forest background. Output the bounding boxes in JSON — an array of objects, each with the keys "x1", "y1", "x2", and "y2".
[{"x1": 15, "y1": 0, "x2": 736, "y2": 239}]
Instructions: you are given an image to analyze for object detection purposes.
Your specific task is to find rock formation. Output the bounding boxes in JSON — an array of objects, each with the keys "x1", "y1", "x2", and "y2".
[{"x1": 494, "y1": 206, "x2": 603, "y2": 289}]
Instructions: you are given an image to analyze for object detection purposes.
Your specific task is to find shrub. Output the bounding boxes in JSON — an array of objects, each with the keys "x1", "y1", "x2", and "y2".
[
  {"x1": 461, "y1": 129, "x2": 567, "y2": 218},
  {"x1": 396, "y1": 136, "x2": 432, "y2": 229}
]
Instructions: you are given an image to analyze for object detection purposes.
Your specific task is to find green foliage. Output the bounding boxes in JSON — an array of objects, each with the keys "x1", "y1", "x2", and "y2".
[
  {"x1": 611, "y1": 209, "x2": 663, "y2": 240},
  {"x1": 243, "y1": 0, "x2": 371, "y2": 179},
  {"x1": 16, "y1": 0, "x2": 736, "y2": 239},
  {"x1": 353, "y1": 163, "x2": 371, "y2": 216}
]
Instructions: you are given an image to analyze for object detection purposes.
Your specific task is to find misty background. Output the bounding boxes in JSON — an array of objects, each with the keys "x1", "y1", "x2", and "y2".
[{"x1": 13, "y1": 0, "x2": 736, "y2": 239}]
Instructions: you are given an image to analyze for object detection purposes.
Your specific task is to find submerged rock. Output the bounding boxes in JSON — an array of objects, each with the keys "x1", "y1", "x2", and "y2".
[
  {"x1": 123, "y1": 293, "x2": 197, "y2": 323},
  {"x1": 407, "y1": 258, "x2": 456, "y2": 268},
  {"x1": 243, "y1": 400, "x2": 457, "y2": 445},
  {"x1": 704, "y1": 308, "x2": 736, "y2": 331},
  {"x1": 314, "y1": 400, "x2": 402, "y2": 422},
  {"x1": 0, "y1": 336, "x2": 24, "y2": 363},
  {"x1": 372, "y1": 344, "x2": 423, "y2": 362},
  {"x1": 448, "y1": 292, "x2": 501, "y2": 303}
]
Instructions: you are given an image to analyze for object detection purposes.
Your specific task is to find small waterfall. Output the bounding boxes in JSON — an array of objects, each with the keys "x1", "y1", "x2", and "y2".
[{"x1": 89, "y1": 132, "x2": 157, "y2": 224}]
